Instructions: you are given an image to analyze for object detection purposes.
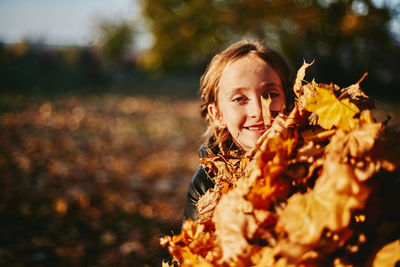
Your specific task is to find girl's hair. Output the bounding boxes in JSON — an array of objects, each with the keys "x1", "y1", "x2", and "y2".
[{"x1": 200, "y1": 40, "x2": 294, "y2": 150}]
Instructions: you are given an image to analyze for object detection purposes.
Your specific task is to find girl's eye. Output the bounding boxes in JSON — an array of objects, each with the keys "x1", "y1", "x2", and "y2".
[
  {"x1": 232, "y1": 96, "x2": 247, "y2": 103},
  {"x1": 263, "y1": 91, "x2": 279, "y2": 99}
]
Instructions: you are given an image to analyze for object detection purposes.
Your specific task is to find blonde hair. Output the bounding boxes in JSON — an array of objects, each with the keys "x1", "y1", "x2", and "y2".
[{"x1": 200, "y1": 40, "x2": 294, "y2": 152}]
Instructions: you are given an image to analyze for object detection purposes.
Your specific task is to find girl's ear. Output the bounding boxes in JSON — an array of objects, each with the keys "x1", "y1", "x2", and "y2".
[{"x1": 207, "y1": 104, "x2": 225, "y2": 128}]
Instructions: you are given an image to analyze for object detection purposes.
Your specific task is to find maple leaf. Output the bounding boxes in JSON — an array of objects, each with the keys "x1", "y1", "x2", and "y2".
[
  {"x1": 250, "y1": 246, "x2": 287, "y2": 267},
  {"x1": 301, "y1": 128, "x2": 336, "y2": 142},
  {"x1": 326, "y1": 123, "x2": 382, "y2": 160},
  {"x1": 296, "y1": 140, "x2": 325, "y2": 163},
  {"x1": 372, "y1": 239, "x2": 400, "y2": 267},
  {"x1": 162, "y1": 260, "x2": 174, "y2": 267},
  {"x1": 304, "y1": 86, "x2": 360, "y2": 131},
  {"x1": 196, "y1": 189, "x2": 221, "y2": 223},
  {"x1": 286, "y1": 104, "x2": 308, "y2": 127},
  {"x1": 276, "y1": 162, "x2": 370, "y2": 247},
  {"x1": 339, "y1": 73, "x2": 375, "y2": 110},
  {"x1": 247, "y1": 135, "x2": 295, "y2": 209},
  {"x1": 201, "y1": 153, "x2": 243, "y2": 193},
  {"x1": 213, "y1": 188, "x2": 255, "y2": 263},
  {"x1": 179, "y1": 247, "x2": 215, "y2": 267},
  {"x1": 160, "y1": 219, "x2": 220, "y2": 265},
  {"x1": 293, "y1": 60, "x2": 314, "y2": 98}
]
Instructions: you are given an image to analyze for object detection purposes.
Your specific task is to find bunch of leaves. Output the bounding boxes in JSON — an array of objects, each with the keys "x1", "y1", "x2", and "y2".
[{"x1": 160, "y1": 62, "x2": 400, "y2": 266}]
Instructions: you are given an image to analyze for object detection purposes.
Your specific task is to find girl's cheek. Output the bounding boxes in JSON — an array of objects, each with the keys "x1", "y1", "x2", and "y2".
[{"x1": 270, "y1": 99, "x2": 285, "y2": 111}]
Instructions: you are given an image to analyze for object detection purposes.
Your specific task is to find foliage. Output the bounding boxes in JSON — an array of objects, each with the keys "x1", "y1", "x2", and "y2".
[
  {"x1": 160, "y1": 62, "x2": 400, "y2": 266},
  {"x1": 92, "y1": 19, "x2": 135, "y2": 67},
  {"x1": 0, "y1": 93, "x2": 205, "y2": 265},
  {"x1": 140, "y1": 0, "x2": 400, "y2": 98}
]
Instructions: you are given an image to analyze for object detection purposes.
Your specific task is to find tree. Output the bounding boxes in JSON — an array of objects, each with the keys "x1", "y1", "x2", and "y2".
[
  {"x1": 140, "y1": 0, "x2": 400, "y2": 98},
  {"x1": 93, "y1": 18, "x2": 135, "y2": 68}
]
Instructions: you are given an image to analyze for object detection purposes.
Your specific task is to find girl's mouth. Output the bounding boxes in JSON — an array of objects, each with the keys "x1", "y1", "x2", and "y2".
[
  {"x1": 244, "y1": 124, "x2": 266, "y2": 132},
  {"x1": 246, "y1": 126, "x2": 265, "y2": 130}
]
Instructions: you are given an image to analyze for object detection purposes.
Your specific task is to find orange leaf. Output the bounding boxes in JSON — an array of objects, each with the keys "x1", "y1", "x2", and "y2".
[{"x1": 373, "y1": 239, "x2": 400, "y2": 267}]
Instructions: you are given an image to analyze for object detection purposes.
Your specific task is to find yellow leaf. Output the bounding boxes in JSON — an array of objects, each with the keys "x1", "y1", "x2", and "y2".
[
  {"x1": 305, "y1": 87, "x2": 360, "y2": 131},
  {"x1": 54, "y1": 199, "x2": 68, "y2": 214},
  {"x1": 162, "y1": 260, "x2": 173, "y2": 267},
  {"x1": 373, "y1": 239, "x2": 400, "y2": 267}
]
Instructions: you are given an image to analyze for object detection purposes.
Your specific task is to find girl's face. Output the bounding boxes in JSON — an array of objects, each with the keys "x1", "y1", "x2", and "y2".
[{"x1": 208, "y1": 54, "x2": 286, "y2": 152}]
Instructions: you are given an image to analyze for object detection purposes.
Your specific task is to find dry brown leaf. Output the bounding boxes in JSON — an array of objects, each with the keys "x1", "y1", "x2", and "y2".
[
  {"x1": 277, "y1": 162, "x2": 370, "y2": 246},
  {"x1": 250, "y1": 113, "x2": 291, "y2": 156},
  {"x1": 326, "y1": 123, "x2": 382, "y2": 160},
  {"x1": 213, "y1": 188, "x2": 255, "y2": 263},
  {"x1": 301, "y1": 128, "x2": 336, "y2": 142},
  {"x1": 197, "y1": 189, "x2": 221, "y2": 223},
  {"x1": 296, "y1": 140, "x2": 325, "y2": 163},
  {"x1": 339, "y1": 73, "x2": 375, "y2": 110},
  {"x1": 261, "y1": 96, "x2": 272, "y2": 128},
  {"x1": 297, "y1": 80, "x2": 318, "y2": 112},
  {"x1": 286, "y1": 104, "x2": 308, "y2": 127},
  {"x1": 250, "y1": 246, "x2": 285, "y2": 267},
  {"x1": 294, "y1": 60, "x2": 314, "y2": 98},
  {"x1": 247, "y1": 136, "x2": 295, "y2": 209},
  {"x1": 201, "y1": 153, "x2": 243, "y2": 191}
]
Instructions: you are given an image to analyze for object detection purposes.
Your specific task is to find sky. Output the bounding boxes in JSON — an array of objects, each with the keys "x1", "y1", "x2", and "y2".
[
  {"x1": 0, "y1": 0, "x2": 398, "y2": 49},
  {"x1": 0, "y1": 0, "x2": 152, "y2": 49}
]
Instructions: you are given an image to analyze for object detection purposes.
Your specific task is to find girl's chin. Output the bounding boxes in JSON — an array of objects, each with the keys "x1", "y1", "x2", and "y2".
[{"x1": 238, "y1": 136, "x2": 265, "y2": 152}]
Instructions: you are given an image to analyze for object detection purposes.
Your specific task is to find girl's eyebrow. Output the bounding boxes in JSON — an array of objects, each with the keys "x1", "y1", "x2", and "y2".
[
  {"x1": 226, "y1": 82, "x2": 282, "y2": 97},
  {"x1": 261, "y1": 82, "x2": 281, "y2": 88},
  {"x1": 227, "y1": 87, "x2": 246, "y2": 96}
]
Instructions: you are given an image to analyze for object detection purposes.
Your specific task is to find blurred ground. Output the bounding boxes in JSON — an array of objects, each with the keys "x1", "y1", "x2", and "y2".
[
  {"x1": 0, "y1": 93, "x2": 205, "y2": 266},
  {"x1": 0, "y1": 92, "x2": 398, "y2": 266}
]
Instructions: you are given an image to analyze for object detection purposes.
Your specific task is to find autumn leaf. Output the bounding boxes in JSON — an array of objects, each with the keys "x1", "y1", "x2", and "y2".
[
  {"x1": 213, "y1": 188, "x2": 255, "y2": 263},
  {"x1": 261, "y1": 96, "x2": 272, "y2": 128},
  {"x1": 301, "y1": 128, "x2": 336, "y2": 142},
  {"x1": 250, "y1": 113, "x2": 292, "y2": 156},
  {"x1": 162, "y1": 260, "x2": 174, "y2": 267},
  {"x1": 276, "y1": 162, "x2": 370, "y2": 246},
  {"x1": 161, "y1": 63, "x2": 400, "y2": 267},
  {"x1": 200, "y1": 152, "x2": 243, "y2": 195},
  {"x1": 296, "y1": 140, "x2": 325, "y2": 163},
  {"x1": 326, "y1": 123, "x2": 382, "y2": 159},
  {"x1": 293, "y1": 60, "x2": 314, "y2": 98},
  {"x1": 339, "y1": 73, "x2": 375, "y2": 110},
  {"x1": 196, "y1": 189, "x2": 221, "y2": 223},
  {"x1": 305, "y1": 86, "x2": 360, "y2": 131},
  {"x1": 372, "y1": 239, "x2": 400, "y2": 267}
]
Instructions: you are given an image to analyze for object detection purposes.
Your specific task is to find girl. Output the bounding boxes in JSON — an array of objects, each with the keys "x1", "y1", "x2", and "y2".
[{"x1": 183, "y1": 40, "x2": 295, "y2": 221}]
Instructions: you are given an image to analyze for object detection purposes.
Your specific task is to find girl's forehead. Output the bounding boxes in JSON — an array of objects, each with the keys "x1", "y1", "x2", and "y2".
[
  {"x1": 221, "y1": 54, "x2": 267, "y2": 76},
  {"x1": 218, "y1": 55, "x2": 280, "y2": 89}
]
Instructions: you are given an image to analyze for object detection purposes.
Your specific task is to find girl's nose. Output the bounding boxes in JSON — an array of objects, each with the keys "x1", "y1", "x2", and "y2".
[{"x1": 248, "y1": 98, "x2": 263, "y2": 119}]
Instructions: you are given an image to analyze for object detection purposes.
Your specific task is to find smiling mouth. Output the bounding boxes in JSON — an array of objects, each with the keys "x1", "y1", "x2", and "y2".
[{"x1": 244, "y1": 125, "x2": 265, "y2": 131}]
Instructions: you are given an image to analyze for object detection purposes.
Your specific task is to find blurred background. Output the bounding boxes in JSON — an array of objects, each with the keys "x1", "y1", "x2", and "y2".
[{"x1": 0, "y1": 0, "x2": 399, "y2": 266}]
